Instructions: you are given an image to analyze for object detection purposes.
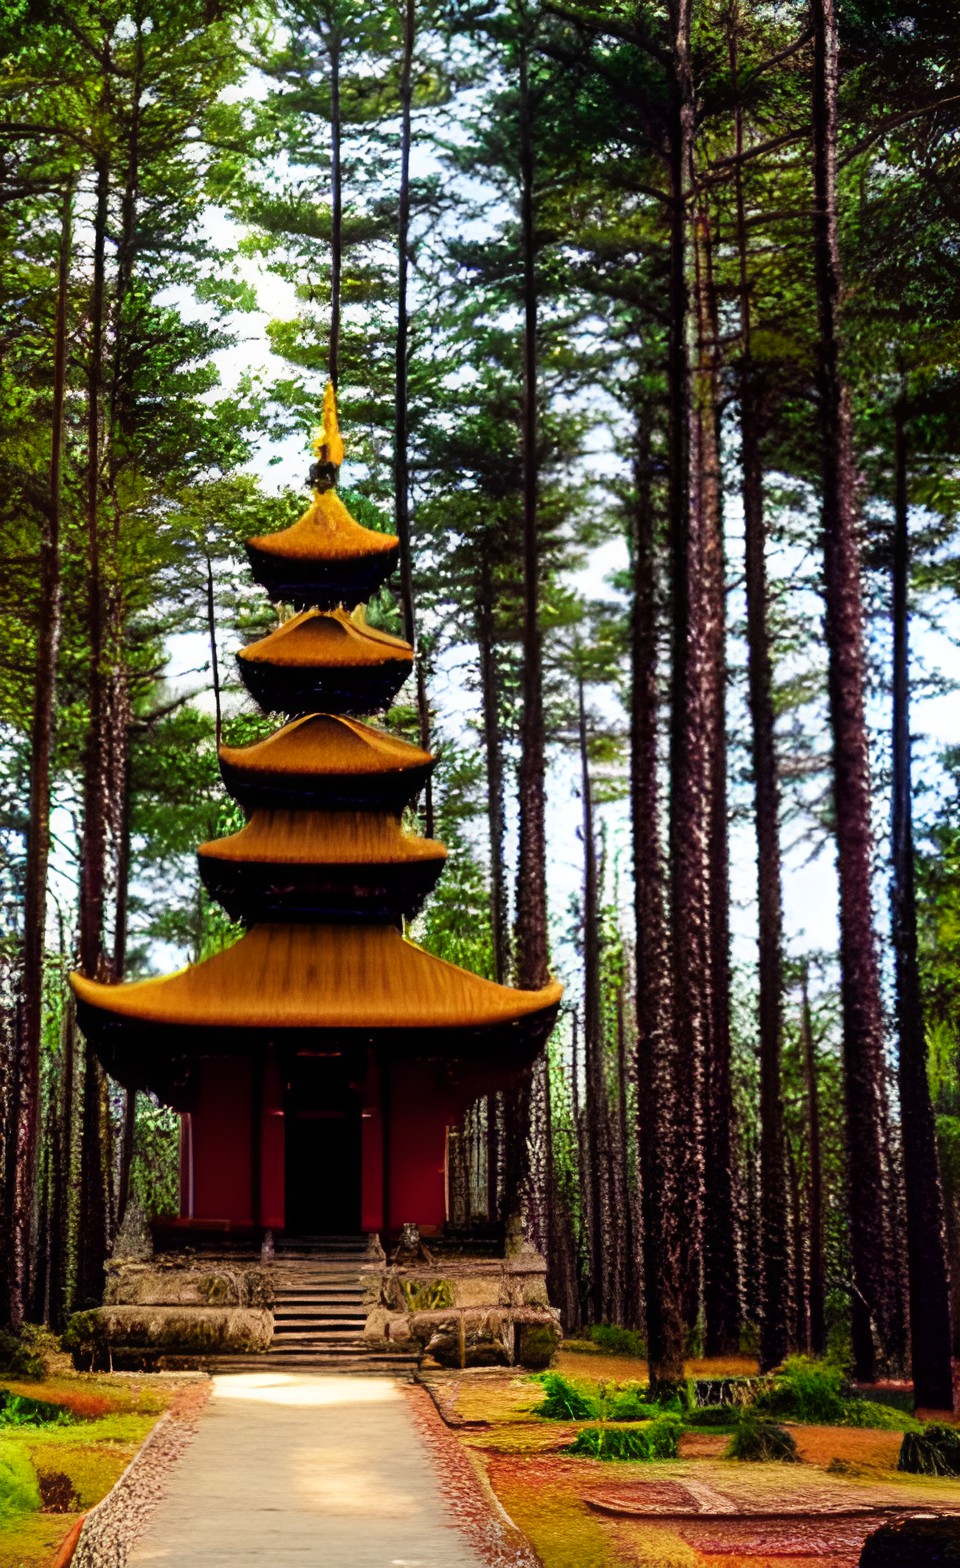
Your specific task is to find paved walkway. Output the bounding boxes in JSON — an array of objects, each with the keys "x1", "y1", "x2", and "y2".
[{"x1": 127, "y1": 1373, "x2": 489, "y2": 1568}]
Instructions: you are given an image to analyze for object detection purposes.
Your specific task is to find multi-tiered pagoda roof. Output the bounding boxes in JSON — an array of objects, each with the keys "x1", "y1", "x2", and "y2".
[{"x1": 71, "y1": 390, "x2": 561, "y2": 1242}]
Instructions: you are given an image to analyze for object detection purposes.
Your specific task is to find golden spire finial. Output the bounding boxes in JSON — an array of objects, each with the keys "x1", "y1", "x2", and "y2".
[{"x1": 312, "y1": 382, "x2": 345, "y2": 470}]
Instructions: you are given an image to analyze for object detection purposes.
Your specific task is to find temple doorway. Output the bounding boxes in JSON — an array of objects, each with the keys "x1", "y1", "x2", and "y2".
[{"x1": 283, "y1": 1055, "x2": 362, "y2": 1235}]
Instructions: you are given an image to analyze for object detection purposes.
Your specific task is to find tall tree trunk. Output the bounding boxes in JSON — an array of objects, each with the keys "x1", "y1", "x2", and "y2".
[
  {"x1": 616, "y1": 992, "x2": 639, "y2": 1328},
  {"x1": 515, "y1": 31, "x2": 547, "y2": 994},
  {"x1": 76, "y1": 148, "x2": 113, "y2": 1311},
  {"x1": 631, "y1": 406, "x2": 685, "y2": 1388},
  {"x1": 328, "y1": 32, "x2": 342, "y2": 391},
  {"x1": 579, "y1": 674, "x2": 605, "y2": 1322},
  {"x1": 9, "y1": 179, "x2": 74, "y2": 1330},
  {"x1": 891, "y1": 399, "x2": 954, "y2": 1411},
  {"x1": 730, "y1": 24, "x2": 789, "y2": 1370},
  {"x1": 394, "y1": 0, "x2": 433, "y2": 835},
  {"x1": 206, "y1": 553, "x2": 222, "y2": 748},
  {"x1": 800, "y1": 964, "x2": 826, "y2": 1356},
  {"x1": 788, "y1": 1140, "x2": 807, "y2": 1351},
  {"x1": 810, "y1": 0, "x2": 895, "y2": 1380},
  {"x1": 694, "y1": 206, "x2": 740, "y2": 1356},
  {"x1": 667, "y1": 0, "x2": 706, "y2": 1340}
]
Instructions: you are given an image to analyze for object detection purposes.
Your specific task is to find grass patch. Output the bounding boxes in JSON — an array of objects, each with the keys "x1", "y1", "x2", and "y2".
[
  {"x1": 684, "y1": 1404, "x2": 738, "y2": 1429},
  {"x1": 726, "y1": 1408, "x2": 800, "y2": 1463},
  {"x1": 566, "y1": 1414, "x2": 682, "y2": 1461},
  {"x1": 0, "y1": 1441, "x2": 41, "y2": 1520}
]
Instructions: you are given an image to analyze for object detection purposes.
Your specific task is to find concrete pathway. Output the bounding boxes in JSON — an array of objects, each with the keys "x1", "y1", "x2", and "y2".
[{"x1": 127, "y1": 1373, "x2": 489, "y2": 1568}]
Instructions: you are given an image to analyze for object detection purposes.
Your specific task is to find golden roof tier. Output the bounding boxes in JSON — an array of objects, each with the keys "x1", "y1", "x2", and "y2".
[
  {"x1": 71, "y1": 922, "x2": 562, "y2": 1065},
  {"x1": 219, "y1": 714, "x2": 434, "y2": 812},
  {"x1": 197, "y1": 809, "x2": 447, "y2": 923},
  {"x1": 246, "y1": 490, "x2": 399, "y2": 610},
  {"x1": 237, "y1": 607, "x2": 413, "y2": 717}
]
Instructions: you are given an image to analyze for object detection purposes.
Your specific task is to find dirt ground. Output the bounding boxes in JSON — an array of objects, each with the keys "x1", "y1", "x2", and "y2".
[{"x1": 423, "y1": 1356, "x2": 960, "y2": 1568}]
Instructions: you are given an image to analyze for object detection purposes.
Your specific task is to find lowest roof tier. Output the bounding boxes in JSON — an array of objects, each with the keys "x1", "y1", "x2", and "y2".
[{"x1": 71, "y1": 922, "x2": 562, "y2": 1036}]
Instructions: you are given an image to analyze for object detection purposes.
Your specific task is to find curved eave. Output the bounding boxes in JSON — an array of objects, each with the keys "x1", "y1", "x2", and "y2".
[
  {"x1": 237, "y1": 609, "x2": 412, "y2": 670},
  {"x1": 198, "y1": 810, "x2": 447, "y2": 867},
  {"x1": 247, "y1": 492, "x2": 399, "y2": 565},
  {"x1": 70, "y1": 923, "x2": 562, "y2": 1038},
  {"x1": 218, "y1": 715, "x2": 435, "y2": 810}
]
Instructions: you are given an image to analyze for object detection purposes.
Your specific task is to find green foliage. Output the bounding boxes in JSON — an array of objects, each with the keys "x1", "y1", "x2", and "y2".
[
  {"x1": 605, "y1": 1385, "x2": 660, "y2": 1422},
  {"x1": 0, "y1": 1394, "x2": 72, "y2": 1429},
  {"x1": 566, "y1": 1414, "x2": 682, "y2": 1461},
  {"x1": 586, "y1": 1324, "x2": 646, "y2": 1358},
  {"x1": 0, "y1": 1327, "x2": 60, "y2": 1382},
  {"x1": 684, "y1": 1405, "x2": 738, "y2": 1428},
  {"x1": 726, "y1": 1409, "x2": 800, "y2": 1464},
  {"x1": 535, "y1": 1373, "x2": 597, "y2": 1421},
  {"x1": 0, "y1": 1442, "x2": 40, "y2": 1520},
  {"x1": 754, "y1": 1356, "x2": 849, "y2": 1424},
  {"x1": 898, "y1": 1424, "x2": 960, "y2": 1477}
]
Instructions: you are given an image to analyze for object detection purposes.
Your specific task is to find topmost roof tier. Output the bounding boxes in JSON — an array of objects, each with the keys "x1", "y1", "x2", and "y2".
[{"x1": 245, "y1": 390, "x2": 399, "y2": 609}]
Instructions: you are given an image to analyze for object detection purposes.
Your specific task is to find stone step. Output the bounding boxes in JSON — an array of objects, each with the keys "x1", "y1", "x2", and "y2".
[
  {"x1": 271, "y1": 1329, "x2": 367, "y2": 1343},
  {"x1": 210, "y1": 1357, "x2": 416, "y2": 1374},
  {"x1": 271, "y1": 1304, "x2": 365, "y2": 1317}
]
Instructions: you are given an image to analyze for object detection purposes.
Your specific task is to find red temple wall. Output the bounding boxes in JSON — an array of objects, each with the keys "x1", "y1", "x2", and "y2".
[
  {"x1": 189, "y1": 1056, "x2": 253, "y2": 1223},
  {"x1": 260, "y1": 1058, "x2": 284, "y2": 1229},
  {"x1": 386, "y1": 1061, "x2": 453, "y2": 1233}
]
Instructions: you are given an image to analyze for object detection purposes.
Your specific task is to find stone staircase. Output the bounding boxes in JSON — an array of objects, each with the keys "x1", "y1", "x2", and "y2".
[{"x1": 216, "y1": 1236, "x2": 418, "y2": 1374}]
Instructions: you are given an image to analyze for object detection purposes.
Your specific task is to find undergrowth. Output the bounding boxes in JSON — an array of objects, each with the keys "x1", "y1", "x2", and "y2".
[
  {"x1": 567, "y1": 1413, "x2": 682, "y2": 1461},
  {"x1": 755, "y1": 1356, "x2": 918, "y2": 1431},
  {"x1": 0, "y1": 1442, "x2": 41, "y2": 1520},
  {"x1": 726, "y1": 1408, "x2": 800, "y2": 1463},
  {"x1": 535, "y1": 1373, "x2": 661, "y2": 1423},
  {"x1": 898, "y1": 1424, "x2": 960, "y2": 1477},
  {"x1": 585, "y1": 1324, "x2": 646, "y2": 1358},
  {"x1": 0, "y1": 1392, "x2": 73, "y2": 1428}
]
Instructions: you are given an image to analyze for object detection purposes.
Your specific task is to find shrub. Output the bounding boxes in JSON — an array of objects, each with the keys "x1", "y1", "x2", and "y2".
[
  {"x1": 843, "y1": 1399, "x2": 918, "y2": 1433},
  {"x1": 38, "y1": 1470, "x2": 79, "y2": 1513},
  {"x1": 897, "y1": 1424, "x2": 960, "y2": 1477},
  {"x1": 0, "y1": 1392, "x2": 72, "y2": 1428},
  {"x1": 567, "y1": 1413, "x2": 682, "y2": 1462},
  {"x1": 755, "y1": 1356, "x2": 848, "y2": 1424},
  {"x1": 0, "y1": 1325, "x2": 60, "y2": 1381},
  {"x1": 606, "y1": 1384, "x2": 660, "y2": 1422},
  {"x1": 586, "y1": 1324, "x2": 646, "y2": 1358},
  {"x1": 535, "y1": 1373, "x2": 597, "y2": 1421},
  {"x1": 0, "y1": 1443, "x2": 41, "y2": 1520},
  {"x1": 726, "y1": 1409, "x2": 800, "y2": 1463}
]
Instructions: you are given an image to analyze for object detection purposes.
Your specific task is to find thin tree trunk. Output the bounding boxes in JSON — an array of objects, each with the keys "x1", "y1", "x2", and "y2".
[
  {"x1": 694, "y1": 206, "x2": 740, "y2": 1357},
  {"x1": 515, "y1": 30, "x2": 547, "y2": 994},
  {"x1": 810, "y1": 0, "x2": 895, "y2": 1380},
  {"x1": 579, "y1": 674, "x2": 605, "y2": 1322},
  {"x1": 477, "y1": 543, "x2": 510, "y2": 984},
  {"x1": 394, "y1": 0, "x2": 433, "y2": 835},
  {"x1": 9, "y1": 179, "x2": 73, "y2": 1330},
  {"x1": 77, "y1": 147, "x2": 113, "y2": 1311},
  {"x1": 616, "y1": 992, "x2": 639, "y2": 1328},
  {"x1": 730, "y1": 21, "x2": 789, "y2": 1370},
  {"x1": 631, "y1": 405, "x2": 685, "y2": 1388},
  {"x1": 891, "y1": 398, "x2": 954, "y2": 1411},
  {"x1": 788, "y1": 1140, "x2": 807, "y2": 1351},
  {"x1": 667, "y1": 0, "x2": 706, "y2": 1340},
  {"x1": 329, "y1": 33, "x2": 342, "y2": 391},
  {"x1": 206, "y1": 553, "x2": 222, "y2": 748},
  {"x1": 801, "y1": 964, "x2": 826, "y2": 1356}
]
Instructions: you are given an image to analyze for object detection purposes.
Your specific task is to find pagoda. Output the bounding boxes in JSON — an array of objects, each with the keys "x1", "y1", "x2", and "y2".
[{"x1": 71, "y1": 390, "x2": 561, "y2": 1246}]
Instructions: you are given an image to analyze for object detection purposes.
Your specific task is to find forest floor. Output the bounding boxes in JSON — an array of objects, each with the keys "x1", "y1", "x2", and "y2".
[
  {"x1": 0, "y1": 1369, "x2": 205, "y2": 1568},
  {"x1": 422, "y1": 1348, "x2": 960, "y2": 1568}
]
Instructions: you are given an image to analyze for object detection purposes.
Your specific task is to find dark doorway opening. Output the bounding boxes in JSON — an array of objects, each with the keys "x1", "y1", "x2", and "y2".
[{"x1": 284, "y1": 1055, "x2": 362, "y2": 1235}]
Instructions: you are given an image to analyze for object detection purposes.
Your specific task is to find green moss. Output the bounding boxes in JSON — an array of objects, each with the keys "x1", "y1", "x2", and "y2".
[
  {"x1": 398, "y1": 1279, "x2": 453, "y2": 1311},
  {"x1": 0, "y1": 1325, "x2": 60, "y2": 1381},
  {"x1": 0, "y1": 1439, "x2": 41, "y2": 1520},
  {"x1": 518, "y1": 1323, "x2": 560, "y2": 1370},
  {"x1": 0, "y1": 1508, "x2": 83, "y2": 1568},
  {"x1": 24, "y1": 1441, "x2": 133, "y2": 1509},
  {"x1": 683, "y1": 1404, "x2": 737, "y2": 1428}
]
